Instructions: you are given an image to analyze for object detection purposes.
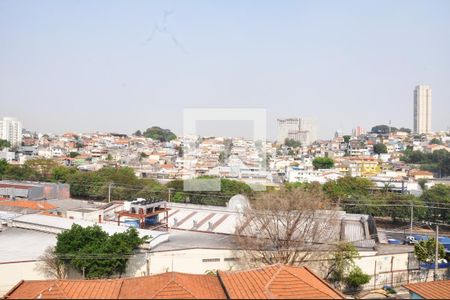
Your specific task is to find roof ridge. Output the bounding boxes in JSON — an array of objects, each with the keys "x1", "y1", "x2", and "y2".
[
  {"x1": 35, "y1": 281, "x2": 69, "y2": 299},
  {"x1": 219, "y1": 263, "x2": 282, "y2": 275},
  {"x1": 151, "y1": 274, "x2": 196, "y2": 299},
  {"x1": 263, "y1": 264, "x2": 284, "y2": 299},
  {"x1": 302, "y1": 266, "x2": 346, "y2": 298},
  {"x1": 122, "y1": 271, "x2": 209, "y2": 280},
  {"x1": 265, "y1": 265, "x2": 333, "y2": 299}
]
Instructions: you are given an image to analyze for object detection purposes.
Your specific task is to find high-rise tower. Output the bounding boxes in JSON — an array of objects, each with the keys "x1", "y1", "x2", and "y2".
[
  {"x1": 0, "y1": 117, "x2": 22, "y2": 147},
  {"x1": 413, "y1": 85, "x2": 432, "y2": 134}
]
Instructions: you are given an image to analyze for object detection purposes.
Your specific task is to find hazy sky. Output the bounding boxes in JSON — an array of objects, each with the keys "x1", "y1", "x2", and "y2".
[{"x1": 1, "y1": 0, "x2": 449, "y2": 140}]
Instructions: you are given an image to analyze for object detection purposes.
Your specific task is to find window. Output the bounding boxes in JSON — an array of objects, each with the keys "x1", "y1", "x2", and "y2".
[
  {"x1": 224, "y1": 257, "x2": 239, "y2": 262},
  {"x1": 202, "y1": 258, "x2": 220, "y2": 263}
]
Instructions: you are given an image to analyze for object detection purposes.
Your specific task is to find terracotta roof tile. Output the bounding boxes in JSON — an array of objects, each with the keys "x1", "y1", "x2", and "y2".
[
  {"x1": 404, "y1": 279, "x2": 450, "y2": 299},
  {"x1": 0, "y1": 200, "x2": 56, "y2": 211},
  {"x1": 4, "y1": 280, "x2": 56, "y2": 299},
  {"x1": 5, "y1": 266, "x2": 343, "y2": 299},
  {"x1": 119, "y1": 272, "x2": 226, "y2": 299},
  {"x1": 218, "y1": 265, "x2": 345, "y2": 299}
]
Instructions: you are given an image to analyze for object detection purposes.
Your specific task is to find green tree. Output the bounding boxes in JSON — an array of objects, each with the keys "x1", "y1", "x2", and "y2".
[
  {"x1": 166, "y1": 178, "x2": 252, "y2": 206},
  {"x1": 69, "y1": 152, "x2": 80, "y2": 158},
  {"x1": 67, "y1": 171, "x2": 106, "y2": 199},
  {"x1": 134, "y1": 130, "x2": 142, "y2": 136},
  {"x1": 323, "y1": 177, "x2": 373, "y2": 204},
  {"x1": 55, "y1": 224, "x2": 147, "y2": 279},
  {"x1": 0, "y1": 159, "x2": 8, "y2": 178},
  {"x1": 344, "y1": 267, "x2": 371, "y2": 290},
  {"x1": 24, "y1": 158, "x2": 60, "y2": 180},
  {"x1": 312, "y1": 157, "x2": 334, "y2": 170},
  {"x1": 399, "y1": 127, "x2": 412, "y2": 134},
  {"x1": 51, "y1": 166, "x2": 77, "y2": 183},
  {"x1": 414, "y1": 238, "x2": 445, "y2": 264},
  {"x1": 327, "y1": 243, "x2": 358, "y2": 284},
  {"x1": 0, "y1": 139, "x2": 11, "y2": 150},
  {"x1": 373, "y1": 143, "x2": 387, "y2": 154},
  {"x1": 284, "y1": 138, "x2": 302, "y2": 148},
  {"x1": 219, "y1": 151, "x2": 226, "y2": 164},
  {"x1": 429, "y1": 138, "x2": 442, "y2": 145},
  {"x1": 136, "y1": 179, "x2": 167, "y2": 200},
  {"x1": 139, "y1": 152, "x2": 148, "y2": 162},
  {"x1": 343, "y1": 135, "x2": 351, "y2": 144},
  {"x1": 143, "y1": 126, "x2": 176, "y2": 142},
  {"x1": 401, "y1": 149, "x2": 450, "y2": 177},
  {"x1": 384, "y1": 194, "x2": 426, "y2": 222},
  {"x1": 3, "y1": 164, "x2": 38, "y2": 180},
  {"x1": 421, "y1": 184, "x2": 450, "y2": 223},
  {"x1": 371, "y1": 125, "x2": 395, "y2": 134}
]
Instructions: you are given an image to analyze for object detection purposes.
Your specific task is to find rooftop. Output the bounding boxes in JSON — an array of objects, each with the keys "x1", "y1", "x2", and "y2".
[
  {"x1": 4, "y1": 265, "x2": 344, "y2": 299},
  {"x1": 151, "y1": 229, "x2": 237, "y2": 252},
  {"x1": 218, "y1": 264, "x2": 345, "y2": 299},
  {"x1": 0, "y1": 227, "x2": 56, "y2": 263},
  {"x1": 404, "y1": 279, "x2": 450, "y2": 299},
  {"x1": 0, "y1": 200, "x2": 56, "y2": 211}
]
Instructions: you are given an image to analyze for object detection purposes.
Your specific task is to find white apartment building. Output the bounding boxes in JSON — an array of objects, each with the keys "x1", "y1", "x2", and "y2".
[
  {"x1": 0, "y1": 117, "x2": 22, "y2": 147},
  {"x1": 277, "y1": 118, "x2": 317, "y2": 145},
  {"x1": 413, "y1": 85, "x2": 432, "y2": 134}
]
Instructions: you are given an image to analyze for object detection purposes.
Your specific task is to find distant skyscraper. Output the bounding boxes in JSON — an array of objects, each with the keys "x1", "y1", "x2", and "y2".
[
  {"x1": 413, "y1": 85, "x2": 432, "y2": 134},
  {"x1": 0, "y1": 117, "x2": 22, "y2": 147},
  {"x1": 277, "y1": 118, "x2": 317, "y2": 145},
  {"x1": 352, "y1": 126, "x2": 366, "y2": 137}
]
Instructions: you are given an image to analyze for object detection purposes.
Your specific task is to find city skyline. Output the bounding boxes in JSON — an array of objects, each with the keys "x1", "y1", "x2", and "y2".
[{"x1": 1, "y1": 1, "x2": 450, "y2": 138}]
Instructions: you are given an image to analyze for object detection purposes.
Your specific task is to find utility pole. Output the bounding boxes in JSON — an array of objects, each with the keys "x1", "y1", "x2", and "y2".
[
  {"x1": 434, "y1": 225, "x2": 439, "y2": 280},
  {"x1": 410, "y1": 200, "x2": 414, "y2": 237},
  {"x1": 168, "y1": 188, "x2": 173, "y2": 202},
  {"x1": 108, "y1": 182, "x2": 113, "y2": 203}
]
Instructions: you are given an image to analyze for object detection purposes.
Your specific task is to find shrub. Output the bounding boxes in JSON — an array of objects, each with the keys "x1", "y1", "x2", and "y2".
[{"x1": 345, "y1": 267, "x2": 371, "y2": 289}]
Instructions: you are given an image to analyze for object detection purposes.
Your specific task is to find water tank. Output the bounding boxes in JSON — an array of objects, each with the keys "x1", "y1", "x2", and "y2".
[
  {"x1": 145, "y1": 215, "x2": 159, "y2": 225},
  {"x1": 124, "y1": 219, "x2": 140, "y2": 228}
]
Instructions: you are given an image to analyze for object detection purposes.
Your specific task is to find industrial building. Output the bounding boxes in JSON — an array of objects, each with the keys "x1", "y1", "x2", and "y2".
[{"x1": 0, "y1": 181, "x2": 70, "y2": 200}]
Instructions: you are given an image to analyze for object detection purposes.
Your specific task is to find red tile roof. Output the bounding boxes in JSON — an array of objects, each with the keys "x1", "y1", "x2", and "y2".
[
  {"x1": 119, "y1": 272, "x2": 226, "y2": 299},
  {"x1": 404, "y1": 279, "x2": 450, "y2": 299},
  {"x1": 6, "y1": 279, "x2": 123, "y2": 299},
  {"x1": 5, "y1": 266, "x2": 343, "y2": 299},
  {"x1": 0, "y1": 200, "x2": 56, "y2": 210},
  {"x1": 5, "y1": 273, "x2": 225, "y2": 299},
  {"x1": 0, "y1": 183, "x2": 33, "y2": 189},
  {"x1": 218, "y1": 264, "x2": 345, "y2": 299}
]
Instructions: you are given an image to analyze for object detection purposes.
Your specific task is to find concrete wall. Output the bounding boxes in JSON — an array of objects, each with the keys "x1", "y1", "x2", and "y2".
[
  {"x1": 0, "y1": 261, "x2": 42, "y2": 296},
  {"x1": 126, "y1": 249, "x2": 241, "y2": 277},
  {"x1": 66, "y1": 210, "x2": 103, "y2": 223}
]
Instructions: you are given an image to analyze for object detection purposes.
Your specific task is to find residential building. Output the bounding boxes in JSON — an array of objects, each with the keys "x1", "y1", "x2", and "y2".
[
  {"x1": 0, "y1": 117, "x2": 22, "y2": 147},
  {"x1": 414, "y1": 85, "x2": 432, "y2": 134},
  {"x1": 277, "y1": 118, "x2": 317, "y2": 145}
]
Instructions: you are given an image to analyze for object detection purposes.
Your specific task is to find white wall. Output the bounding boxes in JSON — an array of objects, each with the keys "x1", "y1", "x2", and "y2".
[
  {"x1": 126, "y1": 249, "x2": 241, "y2": 277},
  {"x1": 0, "y1": 261, "x2": 42, "y2": 296}
]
